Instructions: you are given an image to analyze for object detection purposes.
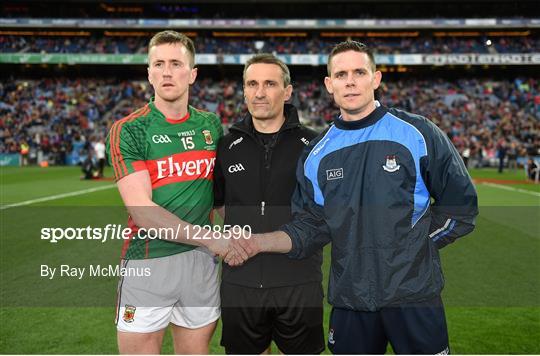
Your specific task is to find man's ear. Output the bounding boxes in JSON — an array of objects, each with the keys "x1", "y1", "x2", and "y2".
[
  {"x1": 324, "y1": 76, "x2": 333, "y2": 95},
  {"x1": 284, "y1": 84, "x2": 293, "y2": 101},
  {"x1": 189, "y1": 67, "x2": 198, "y2": 85},
  {"x1": 373, "y1": 70, "x2": 382, "y2": 90}
]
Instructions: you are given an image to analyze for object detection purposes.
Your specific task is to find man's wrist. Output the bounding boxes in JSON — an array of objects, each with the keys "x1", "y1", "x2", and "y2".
[{"x1": 253, "y1": 234, "x2": 266, "y2": 254}]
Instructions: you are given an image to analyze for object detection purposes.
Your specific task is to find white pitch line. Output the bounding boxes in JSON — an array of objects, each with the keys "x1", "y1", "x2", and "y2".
[
  {"x1": 0, "y1": 184, "x2": 116, "y2": 210},
  {"x1": 481, "y1": 182, "x2": 540, "y2": 197}
]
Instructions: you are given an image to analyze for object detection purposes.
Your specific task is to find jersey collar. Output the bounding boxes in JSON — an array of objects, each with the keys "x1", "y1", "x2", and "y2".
[
  {"x1": 148, "y1": 98, "x2": 191, "y2": 124},
  {"x1": 333, "y1": 101, "x2": 387, "y2": 130},
  {"x1": 165, "y1": 111, "x2": 190, "y2": 124}
]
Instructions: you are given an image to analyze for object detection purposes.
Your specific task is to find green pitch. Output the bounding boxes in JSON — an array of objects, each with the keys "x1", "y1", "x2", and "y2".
[{"x1": 1, "y1": 166, "x2": 539, "y2": 354}]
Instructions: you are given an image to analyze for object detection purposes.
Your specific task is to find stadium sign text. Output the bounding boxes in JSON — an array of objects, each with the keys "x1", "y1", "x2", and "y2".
[
  {"x1": 423, "y1": 54, "x2": 540, "y2": 66},
  {"x1": 2, "y1": 53, "x2": 539, "y2": 66}
]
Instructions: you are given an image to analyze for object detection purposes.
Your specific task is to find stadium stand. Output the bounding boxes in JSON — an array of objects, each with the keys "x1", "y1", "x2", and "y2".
[
  {"x1": 2, "y1": 77, "x2": 538, "y2": 167},
  {"x1": 2, "y1": 34, "x2": 538, "y2": 54}
]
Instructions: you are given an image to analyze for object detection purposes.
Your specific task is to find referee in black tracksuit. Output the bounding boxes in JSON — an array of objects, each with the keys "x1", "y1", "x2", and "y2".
[{"x1": 213, "y1": 54, "x2": 324, "y2": 354}]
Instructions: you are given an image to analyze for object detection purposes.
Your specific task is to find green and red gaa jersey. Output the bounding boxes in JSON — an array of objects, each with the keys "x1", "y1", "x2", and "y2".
[{"x1": 106, "y1": 99, "x2": 223, "y2": 259}]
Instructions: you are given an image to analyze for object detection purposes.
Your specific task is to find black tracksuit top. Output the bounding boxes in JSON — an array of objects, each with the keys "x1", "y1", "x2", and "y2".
[{"x1": 214, "y1": 104, "x2": 322, "y2": 288}]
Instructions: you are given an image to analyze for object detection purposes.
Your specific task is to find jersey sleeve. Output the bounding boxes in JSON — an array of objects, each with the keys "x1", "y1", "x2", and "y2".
[
  {"x1": 280, "y1": 145, "x2": 332, "y2": 259},
  {"x1": 106, "y1": 122, "x2": 147, "y2": 181},
  {"x1": 421, "y1": 120, "x2": 479, "y2": 249}
]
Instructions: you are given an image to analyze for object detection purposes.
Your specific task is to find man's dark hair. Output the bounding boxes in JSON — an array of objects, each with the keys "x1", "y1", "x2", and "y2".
[
  {"x1": 243, "y1": 53, "x2": 291, "y2": 87},
  {"x1": 327, "y1": 41, "x2": 376, "y2": 75}
]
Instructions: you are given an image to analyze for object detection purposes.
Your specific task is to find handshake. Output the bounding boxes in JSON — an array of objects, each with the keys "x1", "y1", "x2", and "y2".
[
  {"x1": 183, "y1": 225, "x2": 291, "y2": 264},
  {"x1": 207, "y1": 232, "x2": 263, "y2": 266}
]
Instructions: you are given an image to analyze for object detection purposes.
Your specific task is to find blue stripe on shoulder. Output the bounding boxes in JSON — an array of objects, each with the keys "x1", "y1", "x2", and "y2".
[{"x1": 303, "y1": 112, "x2": 430, "y2": 227}]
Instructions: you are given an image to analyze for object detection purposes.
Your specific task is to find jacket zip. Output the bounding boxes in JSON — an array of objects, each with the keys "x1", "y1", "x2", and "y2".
[
  {"x1": 229, "y1": 116, "x2": 301, "y2": 288},
  {"x1": 221, "y1": 105, "x2": 321, "y2": 289},
  {"x1": 231, "y1": 125, "x2": 296, "y2": 218}
]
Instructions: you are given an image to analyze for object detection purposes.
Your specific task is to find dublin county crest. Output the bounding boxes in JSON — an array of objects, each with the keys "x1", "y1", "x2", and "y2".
[
  {"x1": 383, "y1": 155, "x2": 400, "y2": 172},
  {"x1": 202, "y1": 130, "x2": 213, "y2": 145},
  {"x1": 123, "y1": 305, "x2": 136, "y2": 323}
]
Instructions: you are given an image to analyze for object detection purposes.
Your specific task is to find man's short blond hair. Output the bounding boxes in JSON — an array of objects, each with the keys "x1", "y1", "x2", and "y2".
[{"x1": 148, "y1": 30, "x2": 195, "y2": 68}]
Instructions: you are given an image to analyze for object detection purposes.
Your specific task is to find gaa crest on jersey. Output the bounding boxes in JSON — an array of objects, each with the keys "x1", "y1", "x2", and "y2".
[
  {"x1": 202, "y1": 130, "x2": 213, "y2": 145},
  {"x1": 383, "y1": 155, "x2": 400, "y2": 172},
  {"x1": 123, "y1": 305, "x2": 136, "y2": 323}
]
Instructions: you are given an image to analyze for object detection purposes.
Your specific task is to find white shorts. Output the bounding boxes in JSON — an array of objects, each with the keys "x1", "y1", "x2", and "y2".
[{"x1": 115, "y1": 247, "x2": 220, "y2": 333}]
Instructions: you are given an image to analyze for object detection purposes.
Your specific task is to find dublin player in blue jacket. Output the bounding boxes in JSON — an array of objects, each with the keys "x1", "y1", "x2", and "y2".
[{"x1": 225, "y1": 41, "x2": 478, "y2": 354}]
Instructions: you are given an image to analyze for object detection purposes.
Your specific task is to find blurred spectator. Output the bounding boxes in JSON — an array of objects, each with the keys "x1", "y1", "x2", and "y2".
[
  {"x1": 496, "y1": 138, "x2": 507, "y2": 173},
  {"x1": 19, "y1": 140, "x2": 29, "y2": 166},
  {"x1": 526, "y1": 158, "x2": 539, "y2": 182},
  {"x1": 507, "y1": 141, "x2": 518, "y2": 171},
  {"x1": 462, "y1": 145, "x2": 471, "y2": 169},
  {"x1": 93, "y1": 136, "x2": 106, "y2": 178},
  {"x1": 81, "y1": 150, "x2": 96, "y2": 180}
]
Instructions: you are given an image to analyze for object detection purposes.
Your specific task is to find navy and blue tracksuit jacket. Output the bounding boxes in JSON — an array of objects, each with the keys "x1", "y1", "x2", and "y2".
[{"x1": 281, "y1": 101, "x2": 478, "y2": 312}]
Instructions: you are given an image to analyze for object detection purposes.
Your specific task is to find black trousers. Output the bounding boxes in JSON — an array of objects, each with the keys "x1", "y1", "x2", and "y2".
[{"x1": 220, "y1": 282, "x2": 325, "y2": 354}]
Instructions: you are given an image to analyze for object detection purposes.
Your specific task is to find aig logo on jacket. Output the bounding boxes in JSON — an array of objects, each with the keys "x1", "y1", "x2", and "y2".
[
  {"x1": 326, "y1": 168, "x2": 343, "y2": 180},
  {"x1": 228, "y1": 163, "x2": 246, "y2": 173}
]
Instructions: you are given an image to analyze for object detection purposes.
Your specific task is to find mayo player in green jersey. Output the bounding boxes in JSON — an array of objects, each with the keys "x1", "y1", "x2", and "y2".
[{"x1": 106, "y1": 31, "x2": 234, "y2": 354}]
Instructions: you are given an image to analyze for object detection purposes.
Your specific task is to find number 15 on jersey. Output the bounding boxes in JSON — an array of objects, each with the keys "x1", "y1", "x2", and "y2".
[{"x1": 180, "y1": 137, "x2": 195, "y2": 150}]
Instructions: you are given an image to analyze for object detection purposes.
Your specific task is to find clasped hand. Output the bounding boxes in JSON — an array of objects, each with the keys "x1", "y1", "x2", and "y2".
[{"x1": 208, "y1": 230, "x2": 260, "y2": 266}]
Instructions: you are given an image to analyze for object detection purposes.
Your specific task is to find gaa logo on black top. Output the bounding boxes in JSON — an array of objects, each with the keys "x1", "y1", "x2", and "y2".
[
  {"x1": 228, "y1": 163, "x2": 245, "y2": 173},
  {"x1": 152, "y1": 135, "x2": 172, "y2": 144}
]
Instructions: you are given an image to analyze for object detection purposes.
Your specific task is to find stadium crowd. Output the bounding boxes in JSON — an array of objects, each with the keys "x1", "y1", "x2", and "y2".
[
  {"x1": 1, "y1": 77, "x2": 538, "y2": 169},
  {"x1": 293, "y1": 78, "x2": 540, "y2": 168},
  {"x1": 2, "y1": 34, "x2": 538, "y2": 54},
  {"x1": 1, "y1": 35, "x2": 146, "y2": 54}
]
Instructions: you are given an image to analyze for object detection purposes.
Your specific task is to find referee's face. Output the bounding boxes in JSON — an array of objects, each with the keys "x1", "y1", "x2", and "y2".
[
  {"x1": 243, "y1": 63, "x2": 292, "y2": 123},
  {"x1": 325, "y1": 50, "x2": 382, "y2": 121},
  {"x1": 147, "y1": 43, "x2": 197, "y2": 104}
]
